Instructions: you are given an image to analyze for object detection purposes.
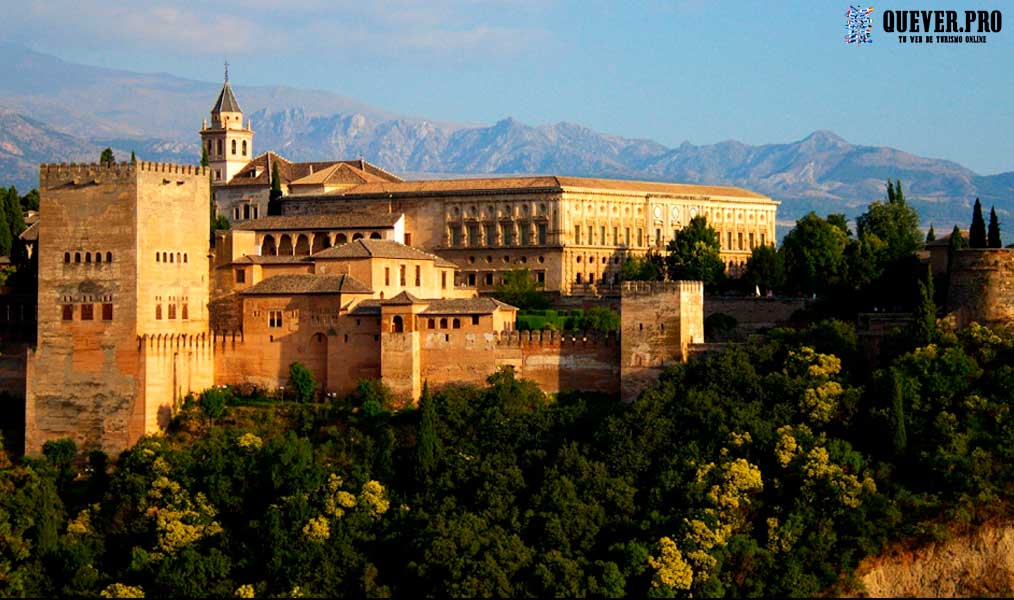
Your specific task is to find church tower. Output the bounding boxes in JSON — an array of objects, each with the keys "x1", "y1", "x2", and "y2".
[{"x1": 200, "y1": 64, "x2": 253, "y2": 184}]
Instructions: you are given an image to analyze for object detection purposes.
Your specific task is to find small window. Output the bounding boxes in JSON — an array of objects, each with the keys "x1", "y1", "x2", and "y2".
[
  {"x1": 95, "y1": 252, "x2": 102, "y2": 264},
  {"x1": 385, "y1": 267, "x2": 390, "y2": 286},
  {"x1": 428, "y1": 318, "x2": 436, "y2": 329},
  {"x1": 242, "y1": 140, "x2": 247, "y2": 156},
  {"x1": 441, "y1": 272, "x2": 447, "y2": 289},
  {"x1": 182, "y1": 304, "x2": 188, "y2": 320},
  {"x1": 440, "y1": 318, "x2": 448, "y2": 329},
  {"x1": 170, "y1": 253, "x2": 174, "y2": 263},
  {"x1": 102, "y1": 303, "x2": 113, "y2": 320},
  {"x1": 162, "y1": 252, "x2": 168, "y2": 263},
  {"x1": 64, "y1": 252, "x2": 70, "y2": 264},
  {"x1": 156, "y1": 252, "x2": 160, "y2": 262},
  {"x1": 62, "y1": 305, "x2": 73, "y2": 321},
  {"x1": 81, "y1": 304, "x2": 94, "y2": 320},
  {"x1": 85, "y1": 252, "x2": 91, "y2": 263},
  {"x1": 471, "y1": 315, "x2": 480, "y2": 326},
  {"x1": 231, "y1": 139, "x2": 237, "y2": 155},
  {"x1": 415, "y1": 265, "x2": 421, "y2": 287},
  {"x1": 176, "y1": 252, "x2": 181, "y2": 264},
  {"x1": 235, "y1": 269, "x2": 246, "y2": 283},
  {"x1": 452, "y1": 318, "x2": 461, "y2": 329},
  {"x1": 399, "y1": 265, "x2": 406, "y2": 286},
  {"x1": 104, "y1": 252, "x2": 111, "y2": 263},
  {"x1": 269, "y1": 310, "x2": 283, "y2": 328},
  {"x1": 75, "y1": 252, "x2": 81, "y2": 263},
  {"x1": 183, "y1": 253, "x2": 188, "y2": 263},
  {"x1": 156, "y1": 304, "x2": 162, "y2": 320},
  {"x1": 168, "y1": 304, "x2": 176, "y2": 319}
]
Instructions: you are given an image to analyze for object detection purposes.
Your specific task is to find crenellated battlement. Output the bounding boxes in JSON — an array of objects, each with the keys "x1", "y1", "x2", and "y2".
[
  {"x1": 137, "y1": 332, "x2": 216, "y2": 351},
  {"x1": 494, "y1": 329, "x2": 617, "y2": 347},
  {"x1": 620, "y1": 280, "x2": 703, "y2": 297},
  {"x1": 40, "y1": 161, "x2": 208, "y2": 189}
]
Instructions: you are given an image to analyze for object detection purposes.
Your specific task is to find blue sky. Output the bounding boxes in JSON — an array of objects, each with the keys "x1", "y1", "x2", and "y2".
[{"x1": 5, "y1": 0, "x2": 1013, "y2": 173}]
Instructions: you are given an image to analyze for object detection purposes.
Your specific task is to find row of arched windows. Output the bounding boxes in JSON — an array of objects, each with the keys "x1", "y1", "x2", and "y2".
[
  {"x1": 155, "y1": 251, "x2": 189, "y2": 264},
  {"x1": 260, "y1": 231, "x2": 382, "y2": 256},
  {"x1": 64, "y1": 251, "x2": 112, "y2": 264},
  {"x1": 205, "y1": 139, "x2": 248, "y2": 158}
]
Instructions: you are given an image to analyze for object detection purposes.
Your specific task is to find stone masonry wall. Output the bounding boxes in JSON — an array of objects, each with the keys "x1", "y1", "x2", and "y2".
[{"x1": 946, "y1": 249, "x2": 1014, "y2": 328}]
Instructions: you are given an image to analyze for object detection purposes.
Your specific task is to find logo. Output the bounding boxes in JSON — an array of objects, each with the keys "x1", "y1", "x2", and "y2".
[{"x1": 845, "y1": 5, "x2": 875, "y2": 44}]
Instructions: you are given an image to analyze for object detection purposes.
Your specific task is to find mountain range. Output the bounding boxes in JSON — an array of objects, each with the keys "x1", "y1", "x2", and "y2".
[{"x1": 0, "y1": 43, "x2": 1010, "y2": 230}]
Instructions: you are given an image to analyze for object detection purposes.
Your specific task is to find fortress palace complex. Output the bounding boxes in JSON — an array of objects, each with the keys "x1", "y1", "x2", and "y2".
[{"x1": 23, "y1": 77, "x2": 779, "y2": 455}]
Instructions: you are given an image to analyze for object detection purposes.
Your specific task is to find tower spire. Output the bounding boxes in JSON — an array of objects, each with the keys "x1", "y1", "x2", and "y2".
[{"x1": 224, "y1": 60, "x2": 229, "y2": 83}]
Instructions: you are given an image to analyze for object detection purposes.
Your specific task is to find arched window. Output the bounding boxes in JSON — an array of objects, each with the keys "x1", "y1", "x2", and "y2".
[
  {"x1": 335, "y1": 233, "x2": 348, "y2": 244},
  {"x1": 439, "y1": 318, "x2": 448, "y2": 329},
  {"x1": 242, "y1": 140, "x2": 247, "y2": 156},
  {"x1": 452, "y1": 318, "x2": 461, "y2": 329},
  {"x1": 75, "y1": 252, "x2": 81, "y2": 263},
  {"x1": 169, "y1": 253, "x2": 174, "y2": 263},
  {"x1": 261, "y1": 235, "x2": 277, "y2": 256},
  {"x1": 176, "y1": 252, "x2": 181, "y2": 264},
  {"x1": 243, "y1": 205, "x2": 250, "y2": 220},
  {"x1": 106, "y1": 252, "x2": 112, "y2": 263},
  {"x1": 428, "y1": 318, "x2": 436, "y2": 329},
  {"x1": 231, "y1": 139, "x2": 237, "y2": 155},
  {"x1": 352, "y1": 232, "x2": 364, "y2": 241},
  {"x1": 294, "y1": 235, "x2": 310, "y2": 256},
  {"x1": 392, "y1": 315, "x2": 404, "y2": 333},
  {"x1": 206, "y1": 140, "x2": 212, "y2": 155},
  {"x1": 162, "y1": 252, "x2": 167, "y2": 263},
  {"x1": 64, "y1": 252, "x2": 70, "y2": 263},
  {"x1": 95, "y1": 252, "x2": 102, "y2": 264},
  {"x1": 278, "y1": 235, "x2": 293, "y2": 255},
  {"x1": 183, "y1": 253, "x2": 187, "y2": 263},
  {"x1": 234, "y1": 207, "x2": 240, "y2": 220},
  {"x1": 369, "y1": 232, "x2": 382, "y2": 239},
  {"x1": 156, "y1": 252, "x2": 160, "y2": 262},
  {"x1": 156, "y1": 304, "x2": 162, "y2": 320},
  {"x1": 85, "y1": 252, "x2": 91, "y2": 263},
  {"x1": 217, "y1": 139, "x2": 223, "y2": 155}
]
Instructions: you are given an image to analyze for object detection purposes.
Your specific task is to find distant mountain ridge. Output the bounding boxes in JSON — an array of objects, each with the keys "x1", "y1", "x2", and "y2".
[{"x1": 0, "y1": 43, "x2": 1010, "y2": 228}]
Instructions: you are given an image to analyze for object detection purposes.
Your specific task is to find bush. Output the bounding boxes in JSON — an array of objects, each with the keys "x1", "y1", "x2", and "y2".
[
  {"x1": 704, "y1": 312, "x2": 738, "y2": 340},
  {"x1": 288, "y1": 362, "x2": 317, "y2": 403},
  {"x1": 199, "y1": 387, "x2": 229, "y2": 422}
]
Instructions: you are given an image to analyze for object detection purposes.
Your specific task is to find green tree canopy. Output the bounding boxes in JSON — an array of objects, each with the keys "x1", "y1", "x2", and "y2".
[
  {"x1": 4, "y1": 187, "x2": 26, "y2": 239},
  {"x1": 618, "y1": 252, "x2": 662, "y2": 282},
  {"x1": 663, "y1": 216, "x2": 724, "y2": 286},
  {"x1": 19, "y1": 190, "x2": 39, "y2": 212},
  {"x1": 744, "y1": 243, "x2": 784, "y2": 294},
  {"x1": 855, "y1": 179, "x2": 921, "y2": 263},
  {"x1": 99, "y1": 148, "x2": 115, "y2": 167},
  {"x1": 779, "y1": 212, "x2": 848, "y2": 294},
  {"x1": 988, "y1": 206, "x2": 1002, "y2": 248},
  {"x1": 969, "y1": 198, "x2": 987, "y2": 248},
  {"x1": 492, "y1": 268, "x2": 549, "y2": 310},
  {"x1": 288, "y1": 362, "x2": 317, "y2": 403}
]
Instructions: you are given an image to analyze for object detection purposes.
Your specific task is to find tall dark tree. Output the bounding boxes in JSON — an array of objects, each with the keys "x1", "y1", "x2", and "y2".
[
  {"x1": 4, "y1": 187, "x2": 25, "y2": 238},
  {"x1": 969, "y1": 198, "x2": 987, "y2": 248},
  {"x1": 99, "y1": 147, "x2": 115, "y2": 167},
  {"x1": 909, "y1": 266, "x2": 936, "y2": 346},
  {"x1": 268, "y1": 161, "x2": 283, "y2": 216},
  {"x1": 946, "y1": 225, "x2": 967, "y2": 275},
  {"x1": 894, "y1": 179, "x2": 905, "y2": 204},
  {"x1": 663, "y1": 216, "x2": 724, "y2": 286},
  {"x1": 744, "y1": 243, "x2": 784, "y2": 294},
  {"x1": 988, "y1": 206, "x2": 1002, "y2": 248},
  {"x1": 129, "y1": 150, "x2": 136, "y2": 164},
  {"x1": 856, "y1": 179, "x2": 921, "y2": 262},
  {"x1": 0, "y1": 202, "x2": 11, "y2": 256},
  {"x1": 886, "y1": 179, "x2": 896, "y2": 203},
  {"x1": 925, "y1": 225, "x2": 936, "y2": 243},
  {"x1": 19, "y1": 189, "x2": 39, "y2": 212},
  {"x1": 416, "y1": 382, "x2": 438, "y2": 480},
  {"x1": 200, "y1": 146, "x2": 210, "y2": 168}
]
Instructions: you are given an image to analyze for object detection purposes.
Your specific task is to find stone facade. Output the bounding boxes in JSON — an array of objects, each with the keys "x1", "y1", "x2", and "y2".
[{"x1": 946, "y1": 248, "x2": 1014, "y2": 328}]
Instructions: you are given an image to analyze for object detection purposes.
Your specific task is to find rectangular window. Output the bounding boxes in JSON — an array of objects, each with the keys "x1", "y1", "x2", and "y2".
[
  {"x1": 520, "y1": 226, "x2": 531, "y2": 246},
  {"x1": 589, "y1": 273, "x2": 596, "y2": 284},
  {"x1": 385, "y1": 267, "x2": 390, "y2": 286},
  {"x1": 727, "y1": 231, "x2": 733, "y2": 250},
  {"x1": 484, "y1": 224, "x2": 496, "y2": 247},
  {"x1": 656, "y1": 228, "x2": 662, "y2": 248},
  {"x1": 574, "y1": 225, "x2": 582, "y2": 244},
  {"x1": 81, "y1": 304, "x2": 94, "y2": 321},
  {"x1": 102, "y1": 303, "x2": 113, "y2": 320},
  {"x1": 415, "y1": 265, "x2": 421, "y2": 287},
  {"x1": 62, "y1": 305, "x2": 73, "y2": 321},
  {"x1": 235, "y1": 269, "x2": 246, "y2": 283},
  {"x1": 588, "y1": 225, "x2": 593, "y2": 245},
  {"x1": 400, "y1": 264, "x2": 407, "y2": 286},
  {"x1": 451, "y1": 226, "x2": 462, "y2": 247},
  {"x1": 404, "y1": 233, "x2": 412, "y2": 246},
  {"x1": 749, "y1": 232, "x2": 755, "y2": 248},
  {"x1": 468, "y1": 224, "x2": 480, "y2": 248},
  {"x1": 738, "y1": 232, "x2": 744, "y2": 251},
  {"x1": 537, "y1": 223, "x2": 547, "y2": 246},
  {"x1": 468, "y1": 273, "x2": 476, "y2": 286},
  {"x1": 503, "y1": 224, "x2": 514, "y2": 247},
  {"x1": 760, "y1": 233, "x2": 766, "y2": 246},
  {"x1": 536, "y1": 271, "x2": 545, "y2": 284},
  {"x1": 168, "y1": 304, "x2": 177, "y2": 320},
  {"x1": 600, "y1": 226, "x2": 606, "y2": 246},
  {"x1": 484, "y1": 272, "x2": 493, "y2": 286},
  {"x1": 269, "y1": 310, "x2": 283, "y2": 328},
  {"x1": 471, "y1": 315, "x2": 480, "y2": 325},
  {"x1": 428, "y1": 318, "x2": 436, "y2": 329},
  {"x1": 182, "y1": 304, "x2": 189, "y2": 320},
  {"x1": 613, "y1": 227, "x2": 618, "y2": 245},
  {"x1": 625, "y1": 228, "x2": 631, "y2": 245},
  {"x1": 156, "y1": 304, "x2": 162, "y2": 320},
  {"x1": 637, "y1": 228, "x2": 643, "y2": 247},
  {"x1": 441, "y1": 271, "x2": 447, "y2": 289}
]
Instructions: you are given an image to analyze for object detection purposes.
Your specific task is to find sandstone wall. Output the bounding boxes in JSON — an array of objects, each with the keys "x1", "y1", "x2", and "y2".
[
  {"x1": 946, "y1": 249, "x2": 1014, "y2": 328},
  {"x1": 704, "y1": 296, "x2": 810, "y2": 331}
]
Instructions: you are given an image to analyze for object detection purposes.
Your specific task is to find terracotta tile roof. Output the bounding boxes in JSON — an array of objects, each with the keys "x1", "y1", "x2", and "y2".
[
  {"x1": 311, "y1": 239, "x2": 458, "y2": 268},
  {"x1": 224, "y1": 153, "x2": 401, "y2": 188},
  {"x1": 289, "y1": 162, "x2": 392, "y2": 187},
  {"x1": 419, "y1": 297, "x2": 517, "y2": 315},
  {"x1": 18, "y1": 222, "x2": 37, "y2": 242},
  {"x1": 348, "y1": 299, "x2": 382, "y2": 315},
  {"x1": 240, "y1": 273, "x2": 372, "y2": 296},
  {"x1": 231, "y1": 212, "x2": 401, "y2": 231},
  {"x1": 302, "y1": 175, "x2": 771, "y2": 201},
  {"x1": 232, "y1": 255, "x2": 309, "y2": 265},
  {"x1": 381, "y1": 291, "x2": 422, "y2": 305}
]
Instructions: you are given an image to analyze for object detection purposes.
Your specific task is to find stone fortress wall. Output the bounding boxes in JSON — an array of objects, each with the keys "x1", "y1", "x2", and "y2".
[{"x1": 946, "y1": 248, "x2": 1014, "y2": 328}]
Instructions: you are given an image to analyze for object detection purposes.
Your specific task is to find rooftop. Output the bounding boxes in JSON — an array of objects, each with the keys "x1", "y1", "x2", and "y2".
[
  {"x1": 240, "y1": 273, "x2": 372, "y2": 296},
  {"x1": 311, "y1": 239, "x2": 458, "y2": 268},
  {"x1": 232, "y1": 212, "x2": 401, "y2": 231},
  {"x1": 223, "y1": 152, "x2": 402, "y2": 188},
  {"x1": 212, "y1": 81, "x2": 242, "y2": 114}
]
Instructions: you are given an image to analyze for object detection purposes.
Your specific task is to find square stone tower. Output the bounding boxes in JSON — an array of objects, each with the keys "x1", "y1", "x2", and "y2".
[{"x1": 25, "y1": 161, "x2": 214, "y2": 455}]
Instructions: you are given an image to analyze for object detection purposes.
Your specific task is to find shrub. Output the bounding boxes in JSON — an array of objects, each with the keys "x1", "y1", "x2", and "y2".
[{"x1": 288, "y1": 362, "x2": 317, "y2": 403}]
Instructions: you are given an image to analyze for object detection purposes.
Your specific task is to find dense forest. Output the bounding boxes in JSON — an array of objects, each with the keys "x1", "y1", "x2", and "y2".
[{"x1": 2, "y1": 312, "x2": 1014, "y2": 597}]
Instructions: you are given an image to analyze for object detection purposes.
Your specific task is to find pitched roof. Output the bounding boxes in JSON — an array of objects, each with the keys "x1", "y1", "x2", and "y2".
[
  {"x1": 240, "y1": 273, "x2": 372, "y2": 296},
  {"x1": 299, "y1": 175, "x2": 771, "y2": 201},
  {"x1": 231, "y1": 254, "x2": 309, "y2": 265},
  {"x1": 311, "y1": 239, "x2": 458, "y2": 268},
  {"x1": 289, "y1": 162, "x2": 392, "y2": 187},
  {"x1": 231, "y1": 212, "x2": 401, "y2": 231},
  {"x1": 212, "y1": 82, "x2": 242, "y2": 113},
  {"x1": 420, "y1": 297, "x2": 516, "y2": 315},
  {"x1": 381, "y1": 291, "x2": 423, "y2": 305},
  {"x1": 223, "y1": 152, "x2": 402, "y2": 188},
  {"x1": 18, "y1": 222, "x2": 37, "y2": 242},
  {"x1": 348, "y1": 299, "x2": 382, "y2": 315}
]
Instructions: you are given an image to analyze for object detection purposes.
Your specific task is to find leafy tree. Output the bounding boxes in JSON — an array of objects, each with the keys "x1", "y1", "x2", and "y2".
[
  {"x1": 199, "y1": 387, "x2": 228, "y2": 423},
  {"x1": 99, "y1": 148, "x2": 115, "y2": 167},
  {"x1": 969, "y1": 198, "x2": 987, "y2": 248},
  {"x1": 988, "y1": 206, "x2": 1002, "y2": 248},
  {"x1": 664, "y1": 216, "x2": 724, "y2": 286},
  {"x1": 288, "y1": 362, "x2": 317, "y2": 403},
  {"x1": 492, "y1": 268, "x2": 549, "y2": 310},
  {"x1": 925, "y1": 225, "x2": 935, "y2": 242},
  {"x1": 827, "y1": 213, "x2": 851, "y2": 237},
  {"x1": 19, "y1": 190, "x2": 39, "y2": 212},
  {"x1": 779, "y1": 212, "x2": 848, "y2": 294},
  {"x1": 42, "y1": 438, "x2": 78, "y2": 487},
  {"x1": 619, "y1": 252, "x2": 662, "y2": 281},
  {"x1": 856, "y1": 179, "x2": 921, "y2": 263},
  {"x1": 568, "y1": 306, "x2": 620, "y2": 333},
  {"x1": 744, "y1": 243, "x2": 784, "y2": 294}
]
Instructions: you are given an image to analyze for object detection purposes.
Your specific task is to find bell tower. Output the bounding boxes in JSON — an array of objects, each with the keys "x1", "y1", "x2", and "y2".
[{"x1": 200, "y1": 62, "x2": 254, "y2": 185}]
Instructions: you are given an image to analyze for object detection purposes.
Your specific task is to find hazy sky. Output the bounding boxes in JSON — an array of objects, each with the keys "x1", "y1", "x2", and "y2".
[{"x1": 4, "y1": 0, "x2": 1012, "y2": 173}]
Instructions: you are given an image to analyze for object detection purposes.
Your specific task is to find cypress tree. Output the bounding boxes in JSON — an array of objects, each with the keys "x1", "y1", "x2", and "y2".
[
  {"x1": 200, "y1": 146, "x2": 209, "y2": 168},
  {"x1": 894, "y1": 179, "x2": 905, "y2": 204},
  {"x1": 5, "y1": 187, "x2": 25, "y2": 238},
  {"x1": 270, "y1": 161, "x2": 282, "y2": 199},
  {"x1": 926, "y1": 224, "x2": 935, "y2": 242},
  {"x1": 988, "y1": 206, "x2": 1002, "y2": 248},
  {"x1": 946, "y1": 225, "x2": 966, "y2": 274},
  {"x1": 890, "y1": 369, "x2": 907, "y2": 456},
  {"x1": 970, "y1": 198, "x2": 987, "y2": 248},
  {"x1": 416, "y1": 382, "x2": 438, "y2": 480},
  {"x1": 909, "y1": 266, "x2": 936, "y2": 346},
  {"x1": 0, "y1": 208, "x2": 12, "y2": 256},
  {"x1": 886, "y1": 179, "x2": 896, "y2": 203},
  {"x1": 130, "y1": 150, "x2": 136, "y2": 164}
]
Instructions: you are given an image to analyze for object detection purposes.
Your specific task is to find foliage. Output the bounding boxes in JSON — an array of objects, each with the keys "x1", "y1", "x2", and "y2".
[
  {"x1": 664, "y1": 216, "x2": 725, "y2": 286},
  {"x1": 704, "y1": 312, "x2": 738, "y2": 341},
  {"x1": 19, "y1": 189, "x2": 39, "y2": 212},
  {"x1": 619, "y1": 251, "x2": 663, "y2": 281},
  {"x1": 780, "y1": 212, "x2": 848, "y2": 294},
  {"x1": 492, "y1": 268, "x2": 549, "y2": 310},
  {"x1": 565, "y1": 306, "x2": 620, "y2": 333},
  {"x1": 744, "y1": 243, "x2": 784, "y2": 294},
  {"x1": 988, "y1": 206, "x2": 1002, "y2": 248},
  {"x1": 199, "y1": 388, "x2": 229, "y2": 423},
  {"x1": 287, "y1": 362, "x2": 317, "y2": 403},
  {"x1": 99, "y1": 148, "x2": 116, "y2": 167},
  {"x1": 856, "y1": 179, "x2": 921, "y2": 264},
  {"x1": 908, "y1": 267, "x2": 936, "y2": 346},
  {"x1": 969, "y1": 198, "x2": 987, "y2": 248}
]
